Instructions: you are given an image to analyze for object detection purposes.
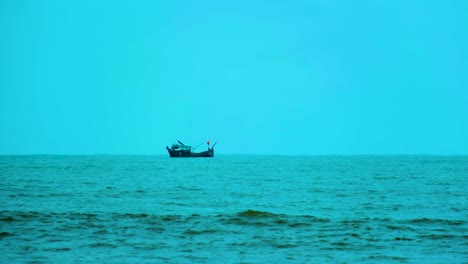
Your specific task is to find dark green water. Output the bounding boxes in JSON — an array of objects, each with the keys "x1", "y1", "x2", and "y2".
[{"x1": 1, "y1": 155, "x2": 467, "y2": 263}]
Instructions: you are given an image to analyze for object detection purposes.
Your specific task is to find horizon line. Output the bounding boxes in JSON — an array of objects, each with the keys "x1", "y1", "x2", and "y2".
[{"x1": 0, "y1": 153, "x2": 467, "y2": 156}]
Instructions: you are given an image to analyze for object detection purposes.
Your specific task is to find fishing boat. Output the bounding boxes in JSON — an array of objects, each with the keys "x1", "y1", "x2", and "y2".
[{"x1": 166, "y1": 140, "x2": 217, "y2": 158}]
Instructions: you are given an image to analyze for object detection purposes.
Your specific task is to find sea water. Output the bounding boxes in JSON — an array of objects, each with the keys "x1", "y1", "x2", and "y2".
[{"x1": 1, "y1": 155, "x2": 467, "y2": 263}]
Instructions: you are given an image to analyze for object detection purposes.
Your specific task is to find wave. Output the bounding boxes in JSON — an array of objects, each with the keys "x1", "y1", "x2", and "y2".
[
  {"x1": 1, "y1": 209, "x2": 467, "y2": 262},
  {"x1": 408, "y1": 217, "x2": 465, "y2": 226},
  {"x1": 1, "y1": 210, "x2": 466, "y2": 229},
  {"x1": 0, "y1": 231, "x2": 13, "y2": 238},
  {"x1": 236, "y1": 209, "x2": 275, "y2": 217}
]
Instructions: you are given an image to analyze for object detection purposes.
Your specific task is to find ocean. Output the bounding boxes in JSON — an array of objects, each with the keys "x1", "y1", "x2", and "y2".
[{"x1": 1, "y1": 155, "x2": 467, "y2": 263}]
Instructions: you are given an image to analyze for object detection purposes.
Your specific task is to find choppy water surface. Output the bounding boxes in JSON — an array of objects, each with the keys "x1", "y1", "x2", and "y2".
[{"x1": 1, "y1": 155, "x2": 467, "y2": 263}]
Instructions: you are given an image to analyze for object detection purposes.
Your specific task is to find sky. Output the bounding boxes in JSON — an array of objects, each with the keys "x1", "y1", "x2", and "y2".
[{"x1": 1, "y1": 0, "x2": 467, "y2": 155}]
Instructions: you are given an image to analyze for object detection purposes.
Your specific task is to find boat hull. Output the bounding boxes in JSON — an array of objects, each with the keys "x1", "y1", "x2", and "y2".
[{"x1": 166, "y1": 146, "x2": 214, "y2": 158}]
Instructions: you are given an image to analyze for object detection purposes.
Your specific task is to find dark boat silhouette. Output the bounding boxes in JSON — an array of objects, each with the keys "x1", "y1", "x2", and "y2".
[{"x1": 166, "y1": 140, "x2": 217, "y2": 158}]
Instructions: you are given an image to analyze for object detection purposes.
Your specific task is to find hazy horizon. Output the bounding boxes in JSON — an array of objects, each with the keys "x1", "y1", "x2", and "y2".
[{"x1": 1, "y1": 0, "x2": 467, "y2": 155}]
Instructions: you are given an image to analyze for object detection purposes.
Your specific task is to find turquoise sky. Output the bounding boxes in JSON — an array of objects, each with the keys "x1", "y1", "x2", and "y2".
[{"x1": 1, "y1": 0, "x2": 467, "y2": 155}]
